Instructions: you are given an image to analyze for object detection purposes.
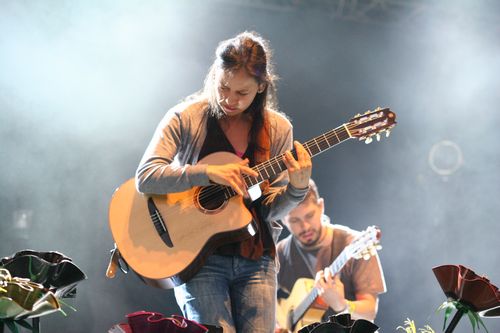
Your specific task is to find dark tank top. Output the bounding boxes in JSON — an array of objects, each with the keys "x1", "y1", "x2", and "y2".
[{"x1": 198, "y1": 116, "x2": 274, "y2": 259}]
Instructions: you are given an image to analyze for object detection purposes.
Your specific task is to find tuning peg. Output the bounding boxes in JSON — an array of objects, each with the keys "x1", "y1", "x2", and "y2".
[
  {"x1": 365, "y1": 137, "x2": 373, "y2": 144},
  {"x1": 376, "y1": 133, "x2": 381, "y2": 141},
  {"x1": 355, "y1": 113, "x2": 361, "y2": 117},
  {"x1": 363, "y1": 253, "x2": 371, "y2": 260},
  {"x1": 385, "y1": 130, "x2": 391, "y2": 138}
]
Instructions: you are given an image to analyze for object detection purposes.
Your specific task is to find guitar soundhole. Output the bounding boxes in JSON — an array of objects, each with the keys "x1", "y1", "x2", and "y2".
[{"x1": 195, "y1": 185, "x2": 228, "y2": 214}]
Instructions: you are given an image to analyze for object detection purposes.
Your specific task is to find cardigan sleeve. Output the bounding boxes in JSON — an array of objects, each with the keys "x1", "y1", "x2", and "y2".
[{"x1": 135, "y1": 102, "x2": 211, "y2": 194}]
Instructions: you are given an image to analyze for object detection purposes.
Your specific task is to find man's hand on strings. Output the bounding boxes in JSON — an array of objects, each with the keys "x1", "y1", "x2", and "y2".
[{"x1": 315, "y1": 268, "x2": 347, "y2": 313}]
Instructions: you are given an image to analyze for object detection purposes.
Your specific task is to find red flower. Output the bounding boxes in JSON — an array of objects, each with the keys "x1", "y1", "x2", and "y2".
[{"x1": 432, "y1": 264, "x2": 500, "y2": 317}]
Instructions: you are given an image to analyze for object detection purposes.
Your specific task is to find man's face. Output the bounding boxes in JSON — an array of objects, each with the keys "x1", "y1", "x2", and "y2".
[{"x1": 283, "y1": 198, "x2": 324, "y2": 247}]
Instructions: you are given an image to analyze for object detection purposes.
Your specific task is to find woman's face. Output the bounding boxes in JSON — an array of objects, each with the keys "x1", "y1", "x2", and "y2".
[{"x1": 215, "y1": 67, "x2": 263, "y2": 117}]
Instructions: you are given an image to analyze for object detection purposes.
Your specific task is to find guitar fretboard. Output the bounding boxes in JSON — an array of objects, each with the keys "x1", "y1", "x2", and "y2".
[
  {"x1": 291, "y1": 248, "x2": 351, "y2": 325},
  {"x1": 247, "y1": 124, "x2": 351, "y2": 187},
  {"x1": 215, "y1": 107, "x2": 395, "y2": 199},
  {"x1": 219, "y1": 124, "x2": 352, "y2": 198}
]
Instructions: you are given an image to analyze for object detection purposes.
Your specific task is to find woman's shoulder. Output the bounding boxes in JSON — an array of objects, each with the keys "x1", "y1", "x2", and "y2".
[
  {"x1": 168, "y1": 98, "x2": 209, "y2": 119},
  {"x1": 265, "y1": 108, "x2": 292, "y2": 130},
  {"x1": 157, "y1": 98, "x2": 208, "y2": 131}
]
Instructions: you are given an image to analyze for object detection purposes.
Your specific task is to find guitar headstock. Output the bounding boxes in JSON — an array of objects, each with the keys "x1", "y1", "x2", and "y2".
[
  {"x1": 347, "y1": 107, "x2": 396, "y2": 144},
  {"x1": 348, "y1": 225, "x2": 382, "y2": 260}
]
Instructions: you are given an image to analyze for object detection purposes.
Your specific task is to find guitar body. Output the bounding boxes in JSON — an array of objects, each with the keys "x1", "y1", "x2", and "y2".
[
  {"x1": 276, "y1": 278, "x2": 327, "y2": 333},
  {"x1": 108, "y1": 152, "x2": 255, "y2": 289}
]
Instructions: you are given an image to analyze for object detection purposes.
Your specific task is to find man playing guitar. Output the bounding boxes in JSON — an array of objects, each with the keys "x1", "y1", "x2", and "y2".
[{"x1": 276, "y1": 179, "x2": 386, "y2": 332}]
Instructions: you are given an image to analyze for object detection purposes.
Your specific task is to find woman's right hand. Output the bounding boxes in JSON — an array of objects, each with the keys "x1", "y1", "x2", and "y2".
[{"x1": 206, "y1": 158, "x2": 258, "y2": 197}]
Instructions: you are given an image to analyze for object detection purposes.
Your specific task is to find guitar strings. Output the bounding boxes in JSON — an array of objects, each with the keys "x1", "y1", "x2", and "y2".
[
  {"x1": 158, "y1": 123, "x2": 355, "y2": 217},
  {"x1": 168, "y1": 110, "x2": 392, "y2": 217},
  {"x1": 161, "y1": 123, "x2": 355, "y2": 218},
  {"x1": 151, "y1": 111, "x2": 392, "y2": 221}
]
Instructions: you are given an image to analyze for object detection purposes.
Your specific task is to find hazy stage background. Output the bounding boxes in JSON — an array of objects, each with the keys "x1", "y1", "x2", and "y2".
[{"x1": 1, "y1": 1, "x2": 499, "y2": 332}]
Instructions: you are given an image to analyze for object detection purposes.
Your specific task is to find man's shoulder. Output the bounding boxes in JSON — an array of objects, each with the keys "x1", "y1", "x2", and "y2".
[{"x1": 331, "y1": 224, "x2": 359, "y2": 243}]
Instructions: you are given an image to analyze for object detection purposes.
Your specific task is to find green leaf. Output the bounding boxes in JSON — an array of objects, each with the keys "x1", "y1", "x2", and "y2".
[
  {"x1": 442, "y1": 302, "x2": 455, "y2": 330},
  {"x1": 4, "y1": 320, "x2": 20, "y2": 333},
  {"x1": 468, "y1": 311, "x2": 477, "y2": 333},
  {"x1": 15, "y1": 319, "x2": 33, "y2": 330},
  {"x1": 57, "y1": 297, "x2": 77, "y2": 317},
  {"x1": 477, "y1": 315, "x2": 490, "y2": 333},
  {"x1": 1, "y1": 318, "x2": 35, "y2": 333},
  {"x1": 438, "y1": 300, "x2": 491, "y2": 333}
]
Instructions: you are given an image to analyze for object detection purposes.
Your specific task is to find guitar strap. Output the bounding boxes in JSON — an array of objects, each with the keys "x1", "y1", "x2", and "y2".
[
  {"x1": 328, "y1": 228, "x2": 337, "y2": 270},
  {"x1": 314, "y1": 227, "x2": 345, "y2": 318},
  {"x1": 313, "y1": 225, "x2": 339, "y2": 274},
  {"x1": 288, "y1": 223, "x2": 336, "y2": 281},
  {"x1": 294, "y1": 240, "x2": 317, "y2": 278}
]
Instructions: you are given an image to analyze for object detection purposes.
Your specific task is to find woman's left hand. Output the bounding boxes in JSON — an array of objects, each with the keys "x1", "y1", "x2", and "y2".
[{"x1": 283, "y1": 140, "x2": 312, "y2": 189}]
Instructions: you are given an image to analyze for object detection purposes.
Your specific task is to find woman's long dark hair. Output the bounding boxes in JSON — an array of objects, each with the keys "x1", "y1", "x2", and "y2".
[{"x1": 203, "y1": 31, "x2": 279, "y2": 158}]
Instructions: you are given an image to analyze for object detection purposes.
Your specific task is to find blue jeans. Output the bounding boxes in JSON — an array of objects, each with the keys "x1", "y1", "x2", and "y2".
[{"x1": 174, "y1": 254, "x2": 277, "y2": 333}]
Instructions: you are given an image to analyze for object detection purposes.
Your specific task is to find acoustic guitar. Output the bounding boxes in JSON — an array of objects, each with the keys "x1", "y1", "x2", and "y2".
[
  {"x1": 276, "y1": 226, "x2": 382, "y2": 333},
  {"x1": 108, "y1": 108, "x2": 396, "y2": 289}
]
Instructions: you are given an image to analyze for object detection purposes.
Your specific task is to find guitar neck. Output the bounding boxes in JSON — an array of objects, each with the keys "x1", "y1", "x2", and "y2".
[
  {"x1": 291, "y1": 248, "x2": 351, "y2": 326},
  {"x1": 216, "y1": 107, "x2": 395, "y2": 198},
  {"x1": 244, "y1": 124, "x2": 351, "y2": 188}
]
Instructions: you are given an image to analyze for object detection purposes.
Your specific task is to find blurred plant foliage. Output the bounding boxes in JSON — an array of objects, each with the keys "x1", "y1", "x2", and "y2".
[{"x1": 397, "y1": 318, "x2": 435, "y2": 333}]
